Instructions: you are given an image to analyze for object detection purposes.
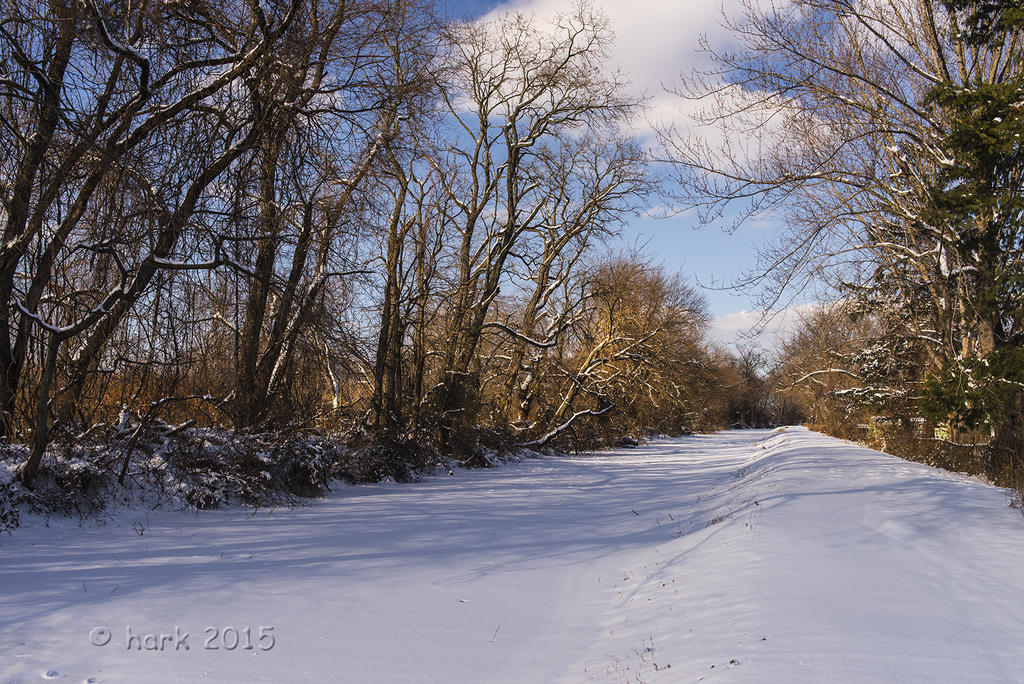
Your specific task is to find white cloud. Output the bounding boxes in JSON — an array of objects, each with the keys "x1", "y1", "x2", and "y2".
[
  {"x1": 709, "y1": 302, "x2": 820, "y2": 353},
  {"x1": 484, "y1": 0, "x2": 752, "y2": 141},
  {"x1": 493, "y1": 0, "x2": 738, "y2": 75}
]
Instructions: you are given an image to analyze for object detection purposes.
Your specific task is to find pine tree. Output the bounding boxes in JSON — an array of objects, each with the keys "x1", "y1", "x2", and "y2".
[{"x1": 921, "y1": 1, "x2": 1024, "y2": 438}]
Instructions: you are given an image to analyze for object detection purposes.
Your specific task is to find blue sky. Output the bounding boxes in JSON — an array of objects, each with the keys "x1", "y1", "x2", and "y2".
[
  {"x1": 440, "y1": 0, "x2": 506, "y2": 18},
  {"x1": 438, "y1": 0, "x2": 791, "y2": 345},
  {"x1": 614, "y1": 213, "x2": 771, "y2": 317}
]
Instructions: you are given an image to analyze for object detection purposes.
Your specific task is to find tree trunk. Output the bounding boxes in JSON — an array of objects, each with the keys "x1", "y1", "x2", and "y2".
[{"x1": 21, "y1": 335, "x2": 60, "y2": 487}]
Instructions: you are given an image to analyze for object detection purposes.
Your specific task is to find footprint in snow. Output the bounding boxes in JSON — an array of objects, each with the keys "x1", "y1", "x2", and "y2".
[{"x1": 41, "y1": 671, "x2": 61, "y2": 680}]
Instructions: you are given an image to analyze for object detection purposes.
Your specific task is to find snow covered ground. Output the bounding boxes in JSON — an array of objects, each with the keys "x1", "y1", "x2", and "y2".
[{"x1": 2, "y1": 427, "x2": 1023, "y2": 683}]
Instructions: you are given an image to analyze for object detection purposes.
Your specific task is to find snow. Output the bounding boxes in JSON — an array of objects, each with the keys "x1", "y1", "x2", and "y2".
[{"x1": 3, "y1": 427, "x2": 1024, "y2": 683}]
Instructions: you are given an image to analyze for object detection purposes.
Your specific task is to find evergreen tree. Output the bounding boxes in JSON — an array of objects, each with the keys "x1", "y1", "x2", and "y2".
[{"x1": 921, "y1": 1, "x2": 1024, "y2": 438}]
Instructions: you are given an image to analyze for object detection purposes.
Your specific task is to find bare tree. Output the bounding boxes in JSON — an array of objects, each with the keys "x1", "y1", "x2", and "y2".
[
  {"x1": 527, "y1": 254, "x2": 713, "y2": 447},
  {"x1": 664, "y1": 0, "x2": 1021, "y2": 362},
  {"x1": 4, "y1": 0, "x2": 301, "y2": 484},
  {"x1": 424, "y1": 6, "x2": 644, "y2": 455}
]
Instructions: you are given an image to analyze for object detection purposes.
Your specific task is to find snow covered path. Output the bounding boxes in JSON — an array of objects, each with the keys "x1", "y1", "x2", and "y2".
[{"x1": 3, "y1": 427, "x2": 1024, "y2": 683}]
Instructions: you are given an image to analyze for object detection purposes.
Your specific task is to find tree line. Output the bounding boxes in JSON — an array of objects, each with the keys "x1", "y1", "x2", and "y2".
[
  {"x1": 671, "y1": 0, "x2": 1024, "y2": 489},
  {"x1": 2, "y1": 0, "x2": 762, "y2": 489}
]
